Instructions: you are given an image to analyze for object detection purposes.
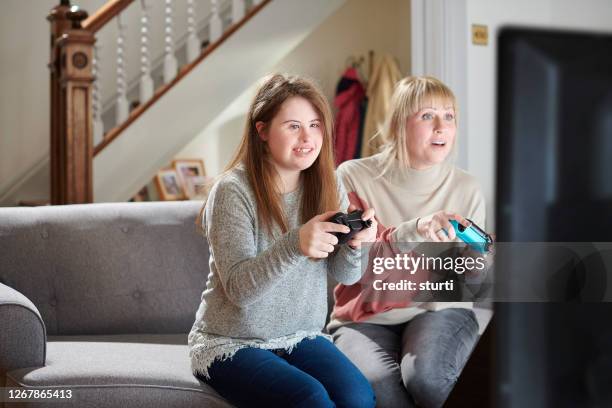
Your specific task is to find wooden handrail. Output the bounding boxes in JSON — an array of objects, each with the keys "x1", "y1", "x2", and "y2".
[
  {"x1": 82, "y1": 0, "x2": 133, "y2": 33},
  {"x1": 93, "y1": 0, "x2": 272, "y2": 156}
]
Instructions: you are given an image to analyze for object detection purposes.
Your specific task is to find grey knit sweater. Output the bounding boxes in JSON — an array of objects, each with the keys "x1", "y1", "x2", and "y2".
[{"x1": 188, "y1": 166, "x2": 362, "y2": 378}]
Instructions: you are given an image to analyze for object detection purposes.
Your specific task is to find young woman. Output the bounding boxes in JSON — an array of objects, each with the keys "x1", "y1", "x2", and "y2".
[
  {"x1": 189, "y1": 74, "x2": 376, "y2": 408},
  {"x1": 328, "y1": 76, "x2": 487, "y2": 408}
]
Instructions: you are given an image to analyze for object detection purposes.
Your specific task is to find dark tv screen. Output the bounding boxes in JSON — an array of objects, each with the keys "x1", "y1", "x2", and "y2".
[
  {"x1": 495, "y1": 27, "x2": 612, "y2": 408},
  {"x1": 496, "y1": 27, "x2": 612, "y2": 242}
]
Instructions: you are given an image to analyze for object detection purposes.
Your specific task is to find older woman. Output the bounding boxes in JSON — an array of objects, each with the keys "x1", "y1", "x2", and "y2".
[{"x1": 328, "y1": 76, "x2": 486, "y2": 408}]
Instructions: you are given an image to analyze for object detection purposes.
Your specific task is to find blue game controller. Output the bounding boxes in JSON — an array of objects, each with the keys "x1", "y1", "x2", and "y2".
[{"x1": 448, "y1": 219, "x2": 493, "y2": 253}]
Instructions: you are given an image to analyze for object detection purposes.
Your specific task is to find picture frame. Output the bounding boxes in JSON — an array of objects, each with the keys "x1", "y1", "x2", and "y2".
[
  {"x1": 184, "y1": 175, "x2": 214, "y2": 200},
  {"x1": 155, "y1": 168, "x2": 185, "y2": 200},
  {"x1": 173, "y1": 159, "x2": 207, "y2": 199}
]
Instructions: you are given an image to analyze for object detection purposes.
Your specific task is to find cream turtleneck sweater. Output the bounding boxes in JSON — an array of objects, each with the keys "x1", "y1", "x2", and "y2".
[{"x1": 328, "y1": 152, "x2": 486, "y2": 327}]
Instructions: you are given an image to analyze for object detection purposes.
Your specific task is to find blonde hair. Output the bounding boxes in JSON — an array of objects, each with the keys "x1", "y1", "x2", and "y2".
[
  {"x1": 377, "y1": 76, "x2": 458, "y2": 175},
  {"x1": 197, "y1": 74, "x2": 339, "y2": 234}
]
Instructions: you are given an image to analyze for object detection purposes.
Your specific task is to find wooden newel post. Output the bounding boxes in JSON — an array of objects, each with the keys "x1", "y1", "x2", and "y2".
[{"x1": 48, "y1": 2, "x2": 95, "y2": 204}]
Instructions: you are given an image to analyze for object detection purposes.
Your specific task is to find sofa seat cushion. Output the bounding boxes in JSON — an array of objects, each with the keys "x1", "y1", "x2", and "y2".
[{"x1": 6, "y1": 334, "x2": 232, "y2": 408}]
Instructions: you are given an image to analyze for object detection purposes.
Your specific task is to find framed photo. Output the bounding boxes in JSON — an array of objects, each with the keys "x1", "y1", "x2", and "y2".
[
  {"x1": 173, "y1": 159, "x2": 207, "y2": 199},
  {"x1": 155, "y1": 168, "x2": 185, "y2": 200},
  {"x1": 184, "y1": 175, "x2": 214, "y2": 200}
]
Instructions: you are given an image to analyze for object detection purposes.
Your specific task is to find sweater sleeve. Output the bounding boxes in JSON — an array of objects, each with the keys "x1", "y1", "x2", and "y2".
[
  {"x1": 327, "y1": 174, "x2": 363, "y2": 285},
  {"x1": 389, "y1": 218, "x2": 422, "y2": 243},
  {"x1": 205, "y1": 177, "x2": 307, "y2": 307}
]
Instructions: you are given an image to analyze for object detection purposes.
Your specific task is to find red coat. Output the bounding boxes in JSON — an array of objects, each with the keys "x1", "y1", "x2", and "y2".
[{"x1": 334, "y1": 68, "x2": 365, "y2": 166}]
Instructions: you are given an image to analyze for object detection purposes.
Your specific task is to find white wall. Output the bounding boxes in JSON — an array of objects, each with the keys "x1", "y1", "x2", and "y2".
[
  {"x1": 464, "y1": 0, "x2": 612, "y2": 231},
  {"x1": 1, "y1": 0, "x2": 60, "y2": 203},
  {"x1": 177, "y1": 0, "x2": 411, "y2": 176}
]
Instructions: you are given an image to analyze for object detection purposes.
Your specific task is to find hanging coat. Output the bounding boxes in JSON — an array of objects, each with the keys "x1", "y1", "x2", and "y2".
[
  {"x1": 334, "y1": 67, "x2": 366, "y2": 166},
  {"x1": 360, "y1": 54, "x2": 402, "y2": 158}
]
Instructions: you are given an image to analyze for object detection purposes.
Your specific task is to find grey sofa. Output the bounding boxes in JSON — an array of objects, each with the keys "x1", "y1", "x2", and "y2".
[
  {"x1": 0, "y1": 202, "x2": 232, "y2": 408},
  {"x1": 0, "y1": 201, "x2": 493, "y2": 408}
]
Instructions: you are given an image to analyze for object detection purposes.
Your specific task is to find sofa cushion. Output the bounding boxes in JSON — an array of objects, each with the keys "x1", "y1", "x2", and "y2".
[
  {"x1": 0, "y1": 202, "x2": 209, "y2": 336},
  {"x1": 6, "y1": 334, "x2": 232, "y2": 408}
]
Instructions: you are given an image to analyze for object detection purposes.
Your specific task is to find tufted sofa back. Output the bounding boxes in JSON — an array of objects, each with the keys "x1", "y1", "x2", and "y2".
[{"x1": 0, "y1": 202, "x2": 209, "y2": 336}]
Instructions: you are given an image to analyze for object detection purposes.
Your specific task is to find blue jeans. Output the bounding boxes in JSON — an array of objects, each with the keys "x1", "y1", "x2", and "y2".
[
  {"x1": 199, "y1": 336, "x2": 376, "y2": 408},
  {"x1": 331, "y1": 308, "x2": 480, "y2": 408}
]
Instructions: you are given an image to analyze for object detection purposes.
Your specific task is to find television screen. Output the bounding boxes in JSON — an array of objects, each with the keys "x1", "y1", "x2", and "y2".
[
  {"x1": 496, "y1": 27, "x2": 612, "y2": 408},
  {"x1": 497, "y1": 27, "x2": 612, "y2": 242}
]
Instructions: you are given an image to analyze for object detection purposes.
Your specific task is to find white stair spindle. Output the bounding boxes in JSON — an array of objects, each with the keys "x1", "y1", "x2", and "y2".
[
  {"x1": 115, "y1": 14, "x2": 129, "y2": 125},
  {"x1": 209, "y1": 0, "x2": 222, "y2": 43},
  {"x1": 186, "y1": 0, "x2": 199, "y2": 63},
  {"x1": 92, "y1": 42, "x2": 104, "y2": 146},
  {"x1": 139, "y1": 0, "x2": 154, "y2": 104},
  {"x1": 163, "y1": 0, "x2": 178, "y2": 84},
  {"x1": 232, "y1": 0, "x2": 245, "y2": 24}
]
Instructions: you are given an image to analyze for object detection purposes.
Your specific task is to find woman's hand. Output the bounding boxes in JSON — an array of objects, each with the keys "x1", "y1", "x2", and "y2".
[
  {"x1": 346, "y1": 205, "x2": 377, "y2": 249},
  {"x1": 299, "y1": 210, "x2": 351, "y2": 258},
  {"x1": 417, "y1": 211, "x2": 470, "y2": 242}
]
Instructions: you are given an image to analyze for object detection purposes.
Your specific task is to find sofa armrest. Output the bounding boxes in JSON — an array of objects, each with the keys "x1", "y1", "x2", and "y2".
[{"x1": 0, "y1": 283, "x2": 46, "y2": 374}]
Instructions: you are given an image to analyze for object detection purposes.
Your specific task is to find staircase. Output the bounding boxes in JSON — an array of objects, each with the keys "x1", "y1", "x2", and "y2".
[
  {"x1": 5, "y1": 0, "x2": 346, "y2": 205},
  {"x1": 94, "y1": 0, "x2": 345, "y2": 202}
]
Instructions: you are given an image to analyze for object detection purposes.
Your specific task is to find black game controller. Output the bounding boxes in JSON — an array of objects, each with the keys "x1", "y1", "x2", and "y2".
[{"x1": 329, "y1": 210, "x2": 373, "y2": 245}]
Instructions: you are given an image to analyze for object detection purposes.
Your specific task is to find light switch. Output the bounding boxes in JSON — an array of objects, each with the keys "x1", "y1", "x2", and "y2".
[{"x1": 472, "y1": 24, "x2": 488, "y2": 46}]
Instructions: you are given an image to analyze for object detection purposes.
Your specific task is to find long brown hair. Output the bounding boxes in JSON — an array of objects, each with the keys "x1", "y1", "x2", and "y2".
[{"x1": 198, "y1": 74, "x2": 339, "y2": 233}]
